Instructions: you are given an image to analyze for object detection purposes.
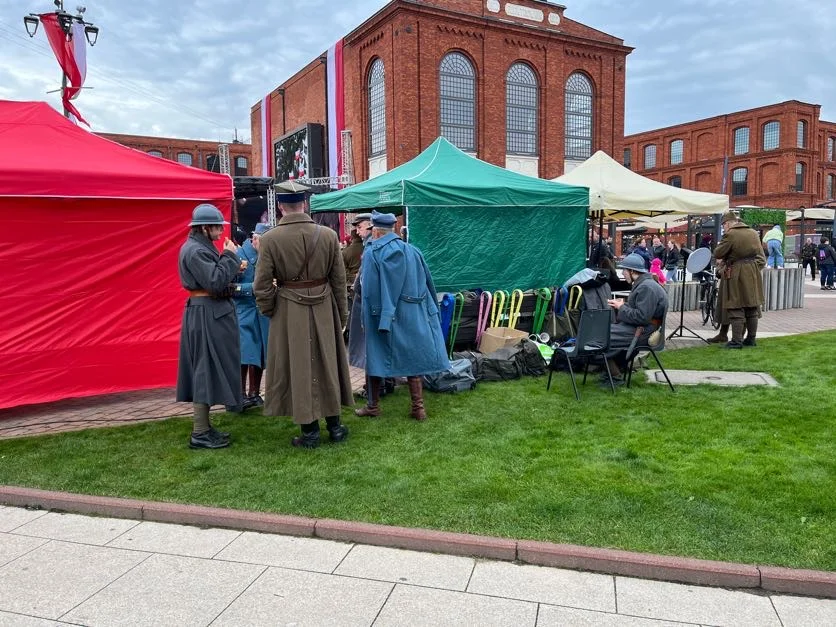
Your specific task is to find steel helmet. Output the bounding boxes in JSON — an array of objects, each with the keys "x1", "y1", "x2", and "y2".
[
  {"x1": 188, "y1": 203, "x2": 228, "y2": 227},
  {"x1": 617, "y1": 253, "x2": 648, "y2": 274}
]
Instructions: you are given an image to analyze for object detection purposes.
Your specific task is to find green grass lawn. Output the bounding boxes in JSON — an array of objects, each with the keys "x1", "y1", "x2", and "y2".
[{"x1": 1, "y1": 331, "x2": 834, "y2": 570}]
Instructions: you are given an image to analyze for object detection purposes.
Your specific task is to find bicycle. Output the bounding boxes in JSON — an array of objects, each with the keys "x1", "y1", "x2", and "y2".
[{"x1": 699, "y1": 270, "x2": 720, "y2": 330}]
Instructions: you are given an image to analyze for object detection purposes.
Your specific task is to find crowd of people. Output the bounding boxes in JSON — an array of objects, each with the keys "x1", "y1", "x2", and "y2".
[
  {"x1": 175, "y1": 196, "x2": 826, "y2": 448},
  {"x1": 175, "y1": 196, "x2": 448, "y2": 450}
]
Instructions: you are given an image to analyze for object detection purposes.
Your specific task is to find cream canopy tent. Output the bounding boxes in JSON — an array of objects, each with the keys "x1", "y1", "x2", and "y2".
[
  {"x1": 786, "y1": 208, "x2": 836, "y2": 221},
  {"x1": 554, "y1": 150, "x2": 729, "y2": 219}
]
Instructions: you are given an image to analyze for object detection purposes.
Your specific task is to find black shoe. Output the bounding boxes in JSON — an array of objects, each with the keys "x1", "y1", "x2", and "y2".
[
  {"x1": 189, "y1": 430, "x2": 230, "y2": 449},
  {"x1": 208, "y1": 426, "x2": 230, "y2": 440},
  {"x1": 724, "y1": 341, "x2": 744, "y2": 349},
  {"x1": 327, "y1": 424, "x2": 349, "y2": 443},
  {"x1": 225, "y1": 404, "x2": 244, "y2": 414},
  {"x1": 242, "y1": 395, "x2": 261, "y2": 410},
  {"x1": 291, "y1": 432, "x2": 320, "y2": 449},
  {"x1": 742, "y1": 338, "x2": 757, "y2": 347},
  {"x1": 599, "y1": 374, "x2": 625, "y2": 388},
  {"x1": 249, "y1": 394, "x2": 264, "y2": 407}
]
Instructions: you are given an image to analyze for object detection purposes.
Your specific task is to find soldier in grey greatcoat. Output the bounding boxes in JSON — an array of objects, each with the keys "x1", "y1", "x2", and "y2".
[
  {"x1": 176, "y1": 204, "x2": 243, "y2": 449},
  {"x1": 253, "y1": 191, "x2": 353, "y2": 449},
  {"x1": 714, "y1": 210, "x2": 766, "y2": 348}
]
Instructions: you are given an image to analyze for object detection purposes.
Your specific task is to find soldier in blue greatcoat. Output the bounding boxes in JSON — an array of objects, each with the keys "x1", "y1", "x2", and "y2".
[
  {"x1": 232, "y1": 223, "x2": 271, "y2": 408},
  {"x1": 355, "y1": 211, "x2": 449, "y2": 421}
]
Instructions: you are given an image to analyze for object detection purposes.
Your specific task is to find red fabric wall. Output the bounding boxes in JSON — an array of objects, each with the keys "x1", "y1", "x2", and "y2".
[{"x1": 0, "y1": 197, "x2": 231, "y2": 409}]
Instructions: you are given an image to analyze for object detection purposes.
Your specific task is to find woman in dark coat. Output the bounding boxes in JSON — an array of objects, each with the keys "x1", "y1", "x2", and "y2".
[{"x1": 176, "y1": 204, "x2": 243, "y2": 449}]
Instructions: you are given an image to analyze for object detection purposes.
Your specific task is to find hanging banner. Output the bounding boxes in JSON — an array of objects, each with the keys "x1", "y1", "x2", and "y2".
[
  {"x1": 326, "y1": 39, "x2": 346, "y2": 238},
  {"x1": 38, "y1": 13, "x2": 88, "y2": 125},
  {"x1": 261, "y1": 94, "x2": 272, "y2": 177}
]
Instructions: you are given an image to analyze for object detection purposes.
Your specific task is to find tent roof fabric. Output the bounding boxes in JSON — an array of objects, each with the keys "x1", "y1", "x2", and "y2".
[
  {"x1": 310, "y1": 137, "x2": 589, "y2": 211},
  {"x1": 555, "y1": 150, "x2": 729, "y2": 218},
  {"x1": 0, "y1": 100, "x2": 232, "y2": 200}
]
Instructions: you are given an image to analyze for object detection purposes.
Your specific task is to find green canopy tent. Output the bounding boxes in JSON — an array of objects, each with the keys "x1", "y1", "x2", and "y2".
[{"x1": 310, "y1": 137, "x2": 589, "y2": 292}]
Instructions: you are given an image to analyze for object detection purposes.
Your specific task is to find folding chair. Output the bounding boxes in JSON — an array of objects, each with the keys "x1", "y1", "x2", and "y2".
[
  {"x1": 546, "y1": 309, "x2": 615, "y2": 400},
  {"x1": 624, "y1": 310, "x2": 675, "y2": 392}
]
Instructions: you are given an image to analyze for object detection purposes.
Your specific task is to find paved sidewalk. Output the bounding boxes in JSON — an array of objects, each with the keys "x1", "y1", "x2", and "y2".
[
  {"x1": 0, "y1": 278, "x2": 833, "y2": 440},
  {"x1": 0, "y1": 505, "x2": 833, "y2": 626}
]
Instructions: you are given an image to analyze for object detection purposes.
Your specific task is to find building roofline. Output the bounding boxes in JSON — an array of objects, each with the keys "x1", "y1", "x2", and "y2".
[
  {"x1": 625, "y1": 99, "x2": 822, "y2": 139},
  {"x1": 96, "y1": 131, "x2": 249, "y2": 146}
]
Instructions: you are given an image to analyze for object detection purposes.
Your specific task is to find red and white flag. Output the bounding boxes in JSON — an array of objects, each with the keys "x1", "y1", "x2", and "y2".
[{"x1": 38, "y1": 13, "x2": 88, "y2": 125}]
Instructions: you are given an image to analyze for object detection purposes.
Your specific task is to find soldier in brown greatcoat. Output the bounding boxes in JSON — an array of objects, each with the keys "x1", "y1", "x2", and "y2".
[
  {"x1": 713, "y1": 210, "x2": 766, "y2": 349},
  {"x1": 253, "y1": 191, "x2": 354, "y2": 448}
]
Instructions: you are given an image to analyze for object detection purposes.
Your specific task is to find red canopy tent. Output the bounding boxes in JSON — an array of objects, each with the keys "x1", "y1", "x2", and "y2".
[{"x1": 0, "y1": 100, "x2": 234, "y2": 410}]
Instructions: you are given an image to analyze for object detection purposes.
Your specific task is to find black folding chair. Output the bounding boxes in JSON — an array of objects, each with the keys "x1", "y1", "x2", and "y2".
[
  {"x1": 546, "y1": 309, "x2": 615, "y2": 400},
  {"x1": 624, "y1": 310, "x2": 675, "y2": 392}
]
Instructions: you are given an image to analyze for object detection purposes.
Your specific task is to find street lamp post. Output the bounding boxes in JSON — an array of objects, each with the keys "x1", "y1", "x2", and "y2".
[{"x1": 23, "y1": 0, "x2": 99, "y2": 118}]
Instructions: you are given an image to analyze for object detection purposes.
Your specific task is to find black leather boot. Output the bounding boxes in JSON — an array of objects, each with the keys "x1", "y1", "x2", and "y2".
[
  {"x1": 291, "y1": 421, "x2": 320, "y2": 449},
  {"x1": 325, "y1": 416, "x2": 349, "y2": 443}
]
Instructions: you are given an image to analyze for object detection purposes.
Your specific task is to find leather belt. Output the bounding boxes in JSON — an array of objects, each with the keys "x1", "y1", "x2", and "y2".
[
  {"x1": 281, "y1": 278, "x2": 327, "y2": 289},
  {"x1": 651, "y1": 318, "x2": 663, "y2": 327},
  {"x1": 188, "y1": 289, "x2": 210, "y2": 298}
]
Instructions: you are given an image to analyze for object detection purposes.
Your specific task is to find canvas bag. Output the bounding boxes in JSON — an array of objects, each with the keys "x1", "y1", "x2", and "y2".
[{"x1": 422, "y1": 359, "x2": 476, "y2": 393}]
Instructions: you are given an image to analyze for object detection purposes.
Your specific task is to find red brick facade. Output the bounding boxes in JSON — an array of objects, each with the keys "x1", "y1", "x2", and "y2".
[
  {"x1": 251, "y1": 0, "x2": 631, "y2": 181},
  {"x1": 97, "y1": 132, "x2": 251, "y2": 176},
  {"x1": 623, "y1": 100, "x2": 836, "y2": 210}
]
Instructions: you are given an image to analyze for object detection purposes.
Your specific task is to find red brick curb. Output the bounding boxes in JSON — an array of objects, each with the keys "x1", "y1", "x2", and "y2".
[
  {"x1": 1, "y1": 486, "x2": 832, "y2": 598},
  {"x1": 315, "y1": 518, "x2": 517, "y2": 561},
  {"x1": 518, "y1": 540, "x2": 761, "y2": 589}
]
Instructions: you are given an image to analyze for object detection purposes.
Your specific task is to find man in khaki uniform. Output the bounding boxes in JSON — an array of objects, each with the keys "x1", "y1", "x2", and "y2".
[
  {"x1": 713, "y1": 210, "x2": 766, "y2": 348},
  {"x1": 253, "y1": 191, "x2": 354, "y2": 448}
]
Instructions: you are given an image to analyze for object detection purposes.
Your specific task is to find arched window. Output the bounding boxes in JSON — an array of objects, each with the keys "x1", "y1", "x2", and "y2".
[
  {"x1": 206, "y1": 155, "x2": 219, "y2": 172},
  {"x1": 796, "y1": 162, "x2": 806, "y2": 191},
  {"x1": 506, "y1": 63, "x2": 538, "y2": 155},
  {"x1": 368, "y1": 58, "x2": 386, "y2": 156},
  {"x1": 439, "y1": 52, "x2": 476, "y2": 152},
  {"x1": 797, "y1": 120, "x2": 807, "y2": 148},
  {"x1": 732, "y1": 167, "x2": 748, "y2": 196},
  {"x1": 564, "y1": 72, "x2": 593, "y2": 160},
  {"x1": 644, "y1": 144, "x2": 657, "y2": 169},
  {"x1": 177, "y1": 152, "x2": 193, "y2": 166},
  {"x1": 147, "y1": 150, "x2": 163, "y2": 157},
  {"x1": 827, "y1": 174, "x2": 835, "y2": 200},
  {"x1": 828, "y1": 137, "x2": 835, "y2": 161},
  {"x1": 668, "y1": 176, "x2": 682, "y2": 188},
  {"x1": 763, "y1": 121, "x2": 780, "y2": 150},
  {"x1": 670, "y1": 139, "x2": 684, "y2": 165},
  {"x1": 733, "y1": 127, "x2": 749, "y2": 155},
  {"x1": 234, "y1": 156, "x2": 248, "y2": 176}
]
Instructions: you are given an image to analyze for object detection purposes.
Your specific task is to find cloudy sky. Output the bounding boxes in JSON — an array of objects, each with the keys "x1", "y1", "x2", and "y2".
[{"x1": 1, "y1": 0, "x2": 834, "y2": 142}]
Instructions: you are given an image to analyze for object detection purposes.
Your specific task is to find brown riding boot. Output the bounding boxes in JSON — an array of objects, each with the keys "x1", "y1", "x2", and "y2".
[
  {"x1": 407, "y1": 376, "x2": 426, "y2": 421},
  {"x1": 355, "y1": 377, "x2": 382, "y2": 417},
  {"x1": 706, "y1": 324, "x2": 729, "y2": 344}
]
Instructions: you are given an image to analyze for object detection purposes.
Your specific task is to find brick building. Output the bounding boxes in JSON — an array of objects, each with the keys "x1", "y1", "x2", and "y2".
[
  {"x1": 251, "y1": 0, "x2": 631, "y2": 183},
  {"x1": 623, "y1": 100, "x2": 836, "y2": 211},
  {"x1": 97, "y1": 132, "x2": 251, "y2": 176}
]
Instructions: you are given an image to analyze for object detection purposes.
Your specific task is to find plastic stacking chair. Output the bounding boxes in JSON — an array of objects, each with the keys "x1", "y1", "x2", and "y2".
[
  {"x1": 624, "y1": 309, "x2": 675, "y2": 392},
  {"x1": 546, "y1": 309, "x2": 615, "y2": 400}
]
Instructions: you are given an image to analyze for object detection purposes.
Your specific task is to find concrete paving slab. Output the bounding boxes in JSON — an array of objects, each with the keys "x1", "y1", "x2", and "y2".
[
  {"x1": 771, "y1": 594, "x2": 836, "y2": 627},
  {"x1": 0, "y1": 540, "x2": 148, "y2": 620},
  {"x1": 0, "y1": 612, "x2": 59, "y2": 626},
  {"x1": 214, "y1": 530, "x2": 351, "y2": 573},
  {"x1": 536, "y1": 604, "x2": 698, "y2": 626},
  {"x1": 11, "y1": 511, "x2": 139, "y2": 546},
  {"x1": 616, "y1": 576, "x2": 780, "y2": 626},
  {"x1": 0, "y1": 506, "x2": 47, "y2": 533},
  {"x1": 646, "y1": 369, "x2": 779, "y2": 386},
  {"x1": 334, "y1": 544, "x2": 475, "y2": 591},
  {"x1": 106, "y1": 520, "x2": 240, "y2": 558},
  {"x1": 213, "y1": 566, "x2": 392, "y2": 627},
  {"x1": 62, "y1": 552, "x2": 263, "y2": 627},
  {"x1": 468, "y1": 560, "x2": 615, "y2": 612},
  {"x1": 374, "y1": 584, "x2": 537, "y2": 627},
  {"x1": 0, "y1": 533, "x2": 48, "y2": 568}
]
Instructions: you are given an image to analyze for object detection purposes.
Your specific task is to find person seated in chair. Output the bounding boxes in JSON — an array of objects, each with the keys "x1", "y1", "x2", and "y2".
[{"x1": 604, "y1": 253, "x2": 668, "y2": 384}]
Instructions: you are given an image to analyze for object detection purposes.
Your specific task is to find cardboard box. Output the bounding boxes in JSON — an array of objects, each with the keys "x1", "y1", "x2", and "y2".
[{"x1": 478, "y1": 326, "x2": 528, "y2": 355}]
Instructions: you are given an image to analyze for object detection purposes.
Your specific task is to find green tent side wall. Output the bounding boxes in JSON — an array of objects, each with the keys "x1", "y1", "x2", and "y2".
[{"x1": 409, "y1": 205, "x2": 587, "y2": 292}]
